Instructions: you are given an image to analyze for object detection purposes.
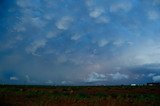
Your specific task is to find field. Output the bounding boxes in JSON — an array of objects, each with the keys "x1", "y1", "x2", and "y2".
[{"x1": 0, "y1": 85, "x2": 160, "y2": 106}]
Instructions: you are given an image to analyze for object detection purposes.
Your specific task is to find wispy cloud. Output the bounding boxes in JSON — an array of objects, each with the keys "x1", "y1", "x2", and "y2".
[
  {"x1": 16, "y1": 0, "x2": 35, "y2": 8},
  {"x1": 112, "y1": 40, "x2": 132, "y2": 47},
  {"x1": 148, "y1": 73, "x2": 156, "y2": 77},
  {"x1": 98, "y1": 39, "x2": 109, "y2": 47},
  {"x1": 110, "y1": 1, "x2": 132, "y2": 12},
  {"x1": 25, "y1": 39, "x2": 47, "y2": 56},
  {"x1": 25, "y1": 75, "x2": 30, "y2": 82},
  {"x1": 61, "y1": 80, "x2": 72, "y2": 85},
  {"x1": 85, "y1": 72, "x2": 129, "y2": 82},
  {"x1": 148, "y1": 10, "x2": 159, "y2": 21},
  {"x1": 95, "y1": 16, "x2": 110, "y2": 24},
  {"x1": 85, "y1": 72, "x2": 107, "y2": 82},
  {"x1": 71, "y1": 33, "x2": 82, "y2": 41},
  {"x1": 10, "y1": 76, "x2": 18, "y2": 81},
  {"x1": 56, "y1": 16, "x2": 73, "y2": 30},
  {"x1": 45, "y1": 80, "x2": 53, "y2": 84},
  {"x1": 109, "y1": 72, "x2": 129, "y2": 80},
  {"x1": 89, "y1": 8, "x2": 104, "y2": 18}
]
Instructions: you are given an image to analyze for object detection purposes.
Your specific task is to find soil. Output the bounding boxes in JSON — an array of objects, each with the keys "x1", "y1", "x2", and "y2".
[{"x1": 0, "y1": 85, "x2": 160, "y2": 106}]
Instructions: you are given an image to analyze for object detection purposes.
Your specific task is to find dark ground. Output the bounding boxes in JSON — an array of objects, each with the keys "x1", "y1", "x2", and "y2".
[{"x1": 0, "y1": 85, "x2": 160, "y2": 106}]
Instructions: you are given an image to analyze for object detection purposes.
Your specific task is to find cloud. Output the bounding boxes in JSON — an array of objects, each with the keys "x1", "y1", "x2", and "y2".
[
  {"x1": 10, "y1": 76, "x2": 18, "y2": 81},
  {"x1": 25, "y1": 39, "x2": 47, "y2": 56},
  {"x1": 25, "y1": 75, "x2": 31, "y2": 82},
  {"x1": 109, "y1": 72, "x2": 128, "y2": 80},
  {"x1": 152, "y1": 75, "x2": 160, "y2": 82},
  {"x1": 110, "y1": 1, "x2": 132, "y2": 12},
  {"x1": 61, "y1": 81, "x2": 72, "y2": 85},
  {"x1": 0, "y1": 35, "x2": 25, "y2": 50},
  {"x1": 44, "y1": 14, "x2": 54, "y2": 20},
  {"x1": 146, "y1": 65, "x2": 160, "y2": 70},
  {"x1": 55, "y1": 16, "x2": 73, "y2": 30},
  {"x1": 89, "y1": 8, "x2": 104, "y2": 18},
  {"x1": 98, "y1": 39, "x2": 109, "y2": 47},
  {"x1": 46, "y1": 31, "x2": 58, "y2": 39},
  {"x1": 45, "y1": 80, "x2": 53, "y2": 84},
  {"x1": 25, "y1": 75, "x2": 37, "y2": 83},
  {"x1": 85, "y1": 72, "x2": 107, "y2": 82},
  {"x1": 113, "y1": 40, "x2": 124, "y2": 47},
  {"x1": 148, "y1": 73, "x2": 156, "y2": 77},
  {"x1": 148, "y1": 10, "x2": 159, "y2": 21},
  {"x1": 95, "y1": 16, "x2": 110, "y2": 24},
  {"x1": 112, "y1": 40, "x2": 133, "y2": 47},
  {"x1": 13, "y1": 23, "x2": 26, "y2": 32},
  {"x1": 31, "y1": 17, "x2": 46, "y2": 28},
  {"x1": 130, "y1": 43, "x2": 160, "y2": 66},
  {"x1": 16, "y1": 0, "x2": 32, "y2": 8},
  {"x1": 71, "y1": 33, "x2": 82, "y2": 40},
  {"x1": 16, "y1": 0, "x2": 40, "y2": 8},
  {"x1": 85, "y1": 0, "x2": 94, "y2": 7},
  {"x1": 86, "y1": 63, "x2": 103, "y2": 71},
  {"x1": 13, "y1": 9, "x2": 46, "y2": 31}
]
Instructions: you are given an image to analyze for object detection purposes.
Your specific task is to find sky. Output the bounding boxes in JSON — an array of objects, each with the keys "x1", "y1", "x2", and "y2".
[{"x1": 0, "y1": 0, "x2": 160, "y2": 85}]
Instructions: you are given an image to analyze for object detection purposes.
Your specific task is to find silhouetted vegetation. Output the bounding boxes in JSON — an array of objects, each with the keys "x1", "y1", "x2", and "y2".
[{"x1": 0, "y1": 85, "x2": 160, "y2": 106}]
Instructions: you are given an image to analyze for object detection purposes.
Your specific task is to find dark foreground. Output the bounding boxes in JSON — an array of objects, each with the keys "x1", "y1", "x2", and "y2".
[{"x1": 0, "y1": 85, "x2": 160, "y2": 106}]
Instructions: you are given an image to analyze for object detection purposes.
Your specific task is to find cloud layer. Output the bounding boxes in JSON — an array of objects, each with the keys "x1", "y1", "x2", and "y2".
[{"x1": 0, "y1": 0, "x2": 160, "y2": 85}]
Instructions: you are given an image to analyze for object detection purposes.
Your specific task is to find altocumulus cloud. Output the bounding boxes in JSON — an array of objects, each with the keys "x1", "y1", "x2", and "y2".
[
  {"x1": 55, "y1": 16, "x2": 74, "y2": 30},
  {"x1": 26, "y1": 39, "x2": 47, "y2": 56}
]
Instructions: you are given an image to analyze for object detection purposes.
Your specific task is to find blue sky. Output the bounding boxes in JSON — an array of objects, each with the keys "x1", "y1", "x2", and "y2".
[{"x1": 0, "y1": 0, "x2": 160, "y2": 85}]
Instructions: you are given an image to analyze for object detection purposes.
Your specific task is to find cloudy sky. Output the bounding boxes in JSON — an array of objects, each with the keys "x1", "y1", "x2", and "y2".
[{"x1": 0, "y1": 0, "x2": 160, "y2": 85}]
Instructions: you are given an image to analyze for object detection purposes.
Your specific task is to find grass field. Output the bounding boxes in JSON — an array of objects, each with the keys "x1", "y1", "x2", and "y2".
[{"x1": 0, "y1": 85, "x2": 160, "y2": 106}]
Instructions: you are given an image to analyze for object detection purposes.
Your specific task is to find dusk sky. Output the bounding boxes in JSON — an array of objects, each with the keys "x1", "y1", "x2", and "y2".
[{"x1": 0, "y1": 0, "x2": 160, "y2": 85}]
